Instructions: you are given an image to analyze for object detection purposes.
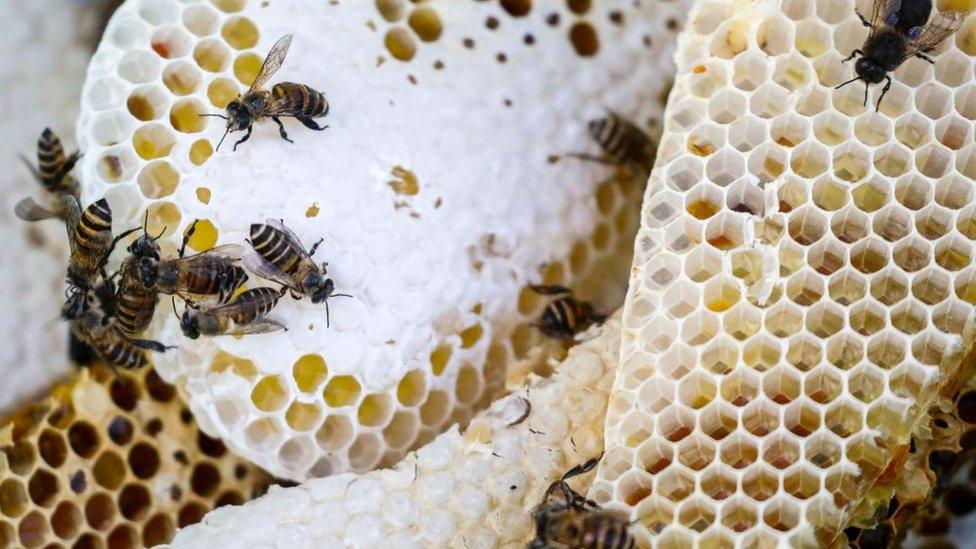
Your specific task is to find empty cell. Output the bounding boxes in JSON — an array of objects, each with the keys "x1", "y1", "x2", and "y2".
[
  {"x1": 795, "y1": 19, "x2": 831, "y2": 57},
  {"x1": 788, "y1": 207, "x2": 828, "y2": 245},
  {"x1": 812, "y1": 110, "x2": 851, "y2": 145},
  {"x1": 817, "y1": 0, "x2": 853, "y2": 25},
  {"x1": 118, "y1": 50, "x2": 162, "y2": 83},
  {"x1": 797, "y1": 86, "x2": 831, "y2": 117},
  {"x1": 790, "y1": 142, "x2": 829, "y2": 177},
  {"x1": 786, "y1": 269, "x2": 825, "y2": 305},
  {"x1": 757, "y1": 15, "x2": 794, "y2": 56},
  {"x1": 91, "y1": 110, "x2": 134, "y2": 149},
  {"x1": 110, "y1": 17, "x2": 151, "y2": 49},
  {"x1": 890, "y1": 300, "x2": 928, "y2": 335},
  {"x1": 853, "y1": 111, "x2": 892, "y2": 146},
  {"x1": 151, "y1": 26, "x2": 193, "y2": 58},
  {"x1": 932, "y1": 299, "x2": 969, "y2": 334},
  {"x1": 956, "y1": 269, "x2": 976, "y2": 304},
  {"x1": 86, "y1": 76, "x2": 129, "y2": 112},
  {"x1": 955, "y1": 84, "x2": 976, "y2": 120},
  {"x1": 728, "y1": 116, "x2": 767, "y2": 153},
  {"x1": 183, "y1": 4, "x2": 219, "y2": 36},
  {"x1": 720, "y1": 434, "x2": 759, "y2": 469},
  {"x1": 833, "y1": 18, "x2": 867, "y2": 59},
  {"x1": 720, "y1": 498, "x2": 757, "y2": 532},
  {"x1": 828, "y1": 269, "x2": 866, "y2": 305},
  {"x1": 765, "y1": 302, "x2": 804, "y2": 337},
  {"x1": 894, "y1": 112, "x2": 933, "y2": 149},
  {"x1": 916, "y1": 143, "x2": 954, "y2": 178},
  {"x1": 934, "y1": 50, "x2": 972, "y2": 87},
  {"x1": 643, "y1": 191, "x2": 682, "y2": 227},
  {"x1": 663, "y1": 218, "x2": 702, "y2": 253},
  {"x1": 771, "y1": 113, "x2": 810, "y2": 147},
  {"x1": 872, "y1": 205, "x2": 912, "y2": 242},
  {"x1": 782, "y1": 0, "x2": 813, "y2": 19},
  {"x1": 719, "y1": 368, "x2": 760, "y2": 406},
  {"x1": 912, "y1": 268, "x2": 951, "y2": 305},
  {"x1": 725, "y1": 180, "x2": 764, "y2": 215},
  {"x1": 668, "y1": 98, "x2": 706, "y2": 132},
  {"x1": 666, "y1": 156, "x2": 704, "y2": 192},
  {"x1": 704, "y1": 211, "x2": 744, "y2": 250},
  {"x1": 138, "y1": 160, "x2": 180, "y2": 199},
  {"x1": 851, "y1": 179, "x2": 889, "y2": 214},
  {"x1": 699, "y1": 466, "x2": 737, "y2": 501},
  {"x1": 916, "y1": 82, "x2": 953, "y2": 119},
  {"x1": 763, "y1": 498, "x2": 800, "y2": 532},
  {"x1": 618, "y1": 472, "x2": 653, "y2": 507},
  {"x1": 676, "y1": 498, "x2": 715, "y2": 531},
  {"x1": 749, "y1": 84, "x2": 788, "y2": 119},
  {"x1": 935, "y1": 115, "x2": 973, "y2": 151},
  {"x1": 315, "y1": 414, "x2": 354, "y2": 451},
  {"x1": 873, "y1": 142, "x2": 911, "y2": 177},
  {"x1": 707, "y1": 89, "x2": 746, "y2": 124},
  {"x1": 935, "y1": 234, "x2": 973, "y2": 271},
  {"x1": 811, "y1": 176, "x2": 849, "y2": 211},
  {"x1": 748, "y1": 143, "x2": 788, "y2": 183},
  {"x1": 637, "y1": 438, "x2": 674, "y2": 475},
  {"x1": 656, "y1": 467, "x2": 695, "y2": 502},
  {"x1": 894, "y1": 174, "x2": 933, "y2": 211},
  {"x1": 161, "y1": 62, "x2": 201, "y2": 97},
  {"x1": 813, "y1": 52, "x2": 849, "y2": 88},
  {"x1": 833, "y1": 143, "x2": 871, "y2": 182},
  {"x1": 679, "y1": 310, "x2": 720, "y2": 346},
  {"x1": 732, "y1": 53, "x2": 769, "y2": 92},
  {"x1": 689, "y1": 64, "x2": 728, "y2": 98},
  {"x1": 138, "y1": 0, "x2": 179, "y2": 24},
  {"x1": 244, "y1": 417, "x2": 285, "y2": 453}
]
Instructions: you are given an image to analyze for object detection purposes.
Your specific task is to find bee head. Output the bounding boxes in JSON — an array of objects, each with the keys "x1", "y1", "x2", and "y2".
[
  {"x1": 179, "y1": 308, "x2": 200, "y2": 339},
  {"x1": 306, "y1": 274, "x2": 333, "y2": 304},
  {"x1": 854, "y1": 57, "x2": 886, "y2": 84},
  {"x1": 224, "y1": 99, "x2": 252, "y2": 131},
  {"x1": 134, "y1": 256, "x2": 160, "y2": 287},
  {"x1": 128, "y1": 210, "x2": 163, "y2": 259},
  {"x1": 61, "y1": 289, "x2": 89, "y2": 320}
]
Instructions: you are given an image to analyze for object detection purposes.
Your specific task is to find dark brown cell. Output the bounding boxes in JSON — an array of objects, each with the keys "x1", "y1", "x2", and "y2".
[
  {"x1": 500, "y1": 0, "x2": 531, "y2": 17},
  {"x1": 569, "y1": 22, "x2": 599, "y2": 56},
  {"x1": 197, "y1": 431, "x2": 227, "y2": 458},
  {"x1": 37, "y1": 430, "x2": 68, "y2": 468},
  {"x1": 215, "y1": 490, "x2": 245, "y2": 508},
  {"x1": 177, "y1": 502, "x2": 207, "y2": 528},
  {"x1": 128, "y1": 443, "x2": 161, "y2": 479},
  {"x1": 118, "y1": 484, "x2": 151, "y2": 521},
  {"x1": 142, "y1": 513, "x2": 175, "y2": 547},
  {"x1": 17, "y1": 510, "x2": 47, "y2": 548},
  {"x1": 107, "y1": 524, "x2": 137, "y2": 549},
  {"x1": 27, "y1": 470, "x2": 58, "y2": 507},
  {"x1": 51, "y1": 501, "x2": 82, "y2": 540},
  {"x1": 84, "y1": 492, "x2": 115, "y2": 531},
  {"x1": 190, "y1": 463, "x2": 221, "y2": 497},
  {"x1": 958, "y1": 391, "x2": 976, "y2": 424},
  {"x1": 144, "y1": 369, "x2": 176, "y2": 402},
  {"x1": 109, "y1": 377, "x2": 140, "y2": 411},
  {"x1": 68, "y1": 422, "x2": 100, "y2": 458}
]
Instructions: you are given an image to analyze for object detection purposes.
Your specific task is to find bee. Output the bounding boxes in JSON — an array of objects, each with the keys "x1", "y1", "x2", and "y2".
[
  {"x1": 245, "y1": 219, "x2": 350, "y2": 326},
  {"x1": 529, "y1": 284, "x2": 606, "y2": 340},
  {"x1": 838, "y1": 0, "x2": 964, "y2": 110},
  {"x1": 530, "y1": 455, "x2": 635, "y2": 549},
  {"x1": 116, "y1": 220, "x2": 248, "y2": 335},
  {"x1": 569, "y1": 111, "x2": 655, "y2": 168},
  {"x1": 61, "y1": 196, "x2": 136, "y2": 319},
  {"x1": 15, "y1": 128, "x2": 81, "y2": 222},
  {"x1": 179, "y1": 287, "x2": 288, "y2": 339},
  {"x1": 203, "y1": 34, "x2": 329, "y2": 151},
  {"x1": 69, "y1": 299, "x2": 172, "y2": 371}
]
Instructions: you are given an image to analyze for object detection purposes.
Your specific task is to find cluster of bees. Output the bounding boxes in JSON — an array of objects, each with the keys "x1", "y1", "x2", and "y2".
[{"x1": 15, "y1": 127, "x2": 347, "y2": 370}]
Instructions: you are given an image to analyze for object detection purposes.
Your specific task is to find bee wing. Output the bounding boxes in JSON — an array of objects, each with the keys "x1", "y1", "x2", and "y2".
[
  {"x1": 190, "y1": 243, "x2": 247, "y2": 261},
  {"x1": 867, "y1": 0, "x2": 900, "y2": 37},
  {"x1": 264, "y1": 217, "x2": 319, "y2": 268},
  {"x1": 58, "y1": 194, "x2": 83, "y2": 254},
  {"x1": 53, "y1": 151, "x2": 82, "y2": 183},
  {"x1": 250, "y1": 34, "x2": 292, "y2": 91},
  {"x1": 905, "y1": 10, "x2": 966, "y2": 55},
  {"x1": 222, "y1": 318, "x2": 287, "y2": 336},
  {"x1": 14, "y1": 197, "x2": 59, "y2": 222},
  {"x1": 243, "y1": 250, "x2": 301, "y2": 291}
]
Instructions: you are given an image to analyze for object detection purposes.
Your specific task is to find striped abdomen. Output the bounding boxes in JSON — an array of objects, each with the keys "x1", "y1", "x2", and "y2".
[
  {"x1": 71, "y1": 199, "x2": 114, "y2": 278},
  {"x1": 72, "y1": 314, "x2": 147, "y2": 369},
  {"x1": 36, "y1": 128, "x2": 79, "y2": 193},
  {"x1": 588, "y1": 114, "x2": 654, "y2": 166},
  {"x1": 218, "y1": 287, "x2": 281, "y2": 327},
  {"x1": 250, "y1": 223, "x2": 306, "y2": 279},
  {"x1": 580, "y1": 513, "x2": 635, "y2": 549},
  {"x1": 272, "y1": 82, "x2": 329, "y2": 118},
  {"x1": 162, "y1": 259, "x2": 247, "y2": 302},
  {"x1": 115, "y1": 262, "x2": 158, "y2": 335},
  {"x1": 539, "y1": 297, "x2": 593, "y2": 339}
]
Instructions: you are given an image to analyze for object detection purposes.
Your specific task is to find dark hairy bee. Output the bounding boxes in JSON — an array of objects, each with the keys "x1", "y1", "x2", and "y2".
[
  {"x1": 245, "y1": 219, "x2": 350, "y2": 326},
  {"x1": 179, "y1": 287, "x2": 287, "y2": 339},
  {"x1": 530, "y1": 455, "x2": 635, "y2": 549},
  {"x1": 61, "y1": 196, "x2": 136, "y2": 319},
  {"x1": 15, "y1": 128, "x2": 81, "y2": 222},
  {"x1": 569, "y1": 111, "x2": 655, "y2": 168},
  {"x1": 529, "y1": 284, "x2": 606, "y2": 340},
  {"x1": 838, "y1": 0, "x2": 964, "y2": 110},
  {"x1": 203, "y1": 34, "x2": 329, "y2": 151},
  {"x1": 69, "y1": 300, "x2": 171, "y2": 371}
]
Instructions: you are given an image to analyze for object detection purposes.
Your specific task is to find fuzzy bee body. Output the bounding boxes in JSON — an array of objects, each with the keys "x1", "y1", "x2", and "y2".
[
  {"x1": 570, "y1": 112, "x2": 655, "y2": 168},
  {"x1": 530, "y1": 456, "x2": 635, "y2": 549},
  {"x1": 180, "y1": 287, "x2": 286, "y2": 339},
  {"x1": 115, "y1": 256, "x2": 159, "y2": 335},
  {"x1": 15, "y1": 128, "x2": 82, "y2": 222},
  {"x1": 209, "y1": 35, "x2": 329, "y2": 151},
  {"x1": 839, "y1": 0, "x2": 964, "y2": 110},
  {"x1": 530, "y1": 284, "x2": 605, "y2": 340},
  {"x1": 156, "y1": 253, "x2": 248, "y2": 303},
  {"x1": 70, "y1": 308, "x2": 170, "y2": 370},
  {"x1": 246, "y1": 219, "x2": 350, "y2": 326}
]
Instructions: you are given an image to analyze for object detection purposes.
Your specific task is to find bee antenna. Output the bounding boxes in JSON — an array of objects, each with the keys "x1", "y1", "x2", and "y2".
[
  {"x1": 215, "y1": 127, "x2": 231, "y2": 151},
  {"x1": 834, "y1": 76, "x2": 861, "y2": 90},
  {"x1": 198, "y1": 113, "x2": 229, "y2": 120},
  {"x1": 171, "y1": 297, "x2": 180, "y2": 318}
]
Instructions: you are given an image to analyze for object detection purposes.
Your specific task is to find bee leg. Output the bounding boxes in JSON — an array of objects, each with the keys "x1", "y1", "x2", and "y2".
[
  {"x1": 308, "y1": 238, "x2": 324, "y2": 257},
  {"x1": 178, "y1": 220, "x2": 199, "y2": 258},
  {"x1": 128, "y1": 338, "x2": 175, "y2": 353},
  {"x1": 297, "y1": 117, "x2": 329, "y2": 131},
  {"x1": 876, "y1": 76, "x2": 892, "y2": 112},
  {"x1": 232, "y1": 126, "x2": 253, "y2": 151},
  {"x1": 529, "y1": 284, "x2": 573, "y2": 296},
  {"x1": 914, "y1": 53, "x2": 935, "y2": 64},
  {"x1": 565, "y1": 152, "x2": 619, "y2": 165},
  {"x1": 842, "y1": 49, "x2": 862, "y2": 63},
  {"x1": 855, "y1": 10, "x2": 871, "y2": 27},
  {"x1": 271, "y1": 117, "x2": 294, "y2": 143}
]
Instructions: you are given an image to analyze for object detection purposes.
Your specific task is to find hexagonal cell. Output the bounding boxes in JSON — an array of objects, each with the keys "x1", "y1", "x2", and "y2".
[
  {"x1": 183, "y1": 4, "x2": 219, "y2": 36},
  {"x1": 118, "y1": 50, "x2": 162, "y2": 84},
  {"x1": 707, "y1": 89, "x2": 747, "y2": 124},
  {"x1": 193, "y1": 39, "x2": 231, "y2": 72},
  {"x1": 151, "y1": 26, "x2": 193, "y2": 59},
  {"x1": 757, "y1": 14, "x2": 794, "y2": 56}
]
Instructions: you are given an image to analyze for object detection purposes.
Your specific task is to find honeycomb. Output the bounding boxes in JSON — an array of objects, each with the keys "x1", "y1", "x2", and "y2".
[
  {"x1": 589, "y1": 0, "x2": 976, "y2": 545},
  {"x1": 0, "y1": 365, "x2": 271, "y2": 549},
  {"x1": 172, "y1": 313, "x2": 622, "y2": 547},
  {"x1": 75, "y1": 0, "x2": 686, "y2": 480}
]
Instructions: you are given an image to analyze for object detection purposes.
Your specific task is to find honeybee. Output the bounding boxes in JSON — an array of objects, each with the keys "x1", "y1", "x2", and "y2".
[
  {"x1": 245, "y1": 219, "x2": 350, "y2": 326},
  {"x1": 61, "y1": 196, "x2": 136, "y2": 319},
  {"x1": 569, "y1": 111, "x2": 655, "y2": 168},
  {"x1": 530, "y1": 456, "x2": 635, "y2": 549},
  {"x1": 838, "y1": 0, "x2": 964, "y2": 110},
  {"x1": 117, "y1": 220, "x2": 248, "y2": 335},
  {"x1": 204, "y1": 34, "x2": 329, "y2": 151},
  {"x1": 529, "y1": 284, "x2": 606, "y2": 340},
  {"x1": 179, "y1": 287, "x2": 287, "y2": 339},
  {"x1": 15, "y1": 128, "x2": 81, "y2": 222},
  {"x1": 69, "y1": 299, "x2": 171, "y2": 371}
]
